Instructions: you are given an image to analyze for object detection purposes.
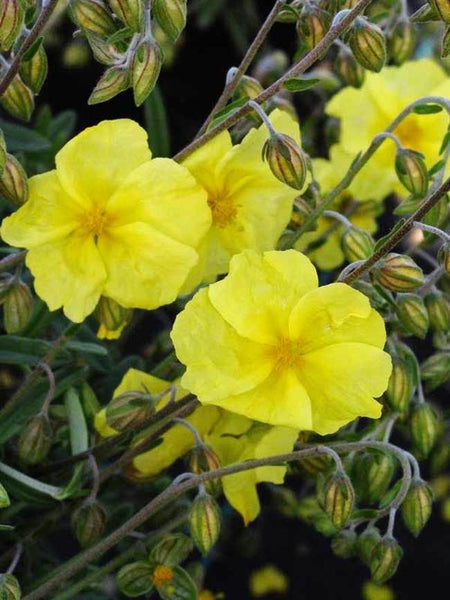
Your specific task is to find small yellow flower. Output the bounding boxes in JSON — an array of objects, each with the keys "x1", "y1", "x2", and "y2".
[
  {"x1": 172, "y1": 250, "x2": 392, "y2": 433},
  {"x1": 327, "y1": 58, "x2": 450, "y2": 198},
  {"x1": 152, "y1": 565, "x2": 174, "y2": 587},
  {"x1": 249, "y1": 565, "x2": 289, "y2": 597},
  {"x1": 1, "y1": 120, "x2": 211, "y2": 322},
  {"x1": 362, "y1": 580, "x2": 395, "y2": 600},
  {"x1": 181, "y1": 109, "x2": 308, "y2": 292}
]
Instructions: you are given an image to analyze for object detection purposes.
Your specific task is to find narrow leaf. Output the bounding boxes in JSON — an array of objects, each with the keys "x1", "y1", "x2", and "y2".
[{"x1": 282, "y1": 77, "x2": 320, "y2": 92}]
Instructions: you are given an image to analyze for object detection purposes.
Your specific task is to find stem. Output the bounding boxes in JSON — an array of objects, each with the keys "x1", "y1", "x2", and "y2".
[
  {"x1": 39, "y1": 363, "x2": 55, "y2": 416},
  {"x1": 87, "y1": 454, "x2": 100, "y2": 502},
  {"x1": 0, "y1": 251, "x2": 26, "y2": 274},
  {"x1": 172, "y1": 417, "x2": 203, "y2": 446},
  {"x1": 418, "y1": 266, "x2": 446, "y2": 296},
  {"x1": 248, "y1": 100, "x2": 277, "y2": 135},
  {"x1": 323, "y1": 210, "x2": 352, "y2": 229},
  {"x1": 386, "y1": 507, "x2": 397, "y2": 537},
  {"x1": 174, "y1": 0, "x2": 375, "y2": 163},
  {"x1": 413, "y1": 221, "x2": 450, "y2": 243},
  {"x1": 6, "y1": 544, "x2": 22, "y2": 575}
]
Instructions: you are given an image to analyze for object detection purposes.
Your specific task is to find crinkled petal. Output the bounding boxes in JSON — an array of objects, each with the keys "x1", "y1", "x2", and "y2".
[{"x1": 208, "y1": 250, "x2": 318, "y2": 344}]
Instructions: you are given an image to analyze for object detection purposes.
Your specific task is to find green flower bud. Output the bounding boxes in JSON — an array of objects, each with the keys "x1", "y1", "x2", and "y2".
[
  {"x1": 386, "y1": 357, "x2": 414, "y2": 413},
  {"x1": 296, "y1": 453, "x2": 333, "y2": 477},
  {"x1": 3, "y1": 281, "x2": 33, "y2": 334},
  {"x1": 395, "y1": 148, "x2": 428, "y2": 196},
  {"x1": 105, "y1": 389, "x2": 156, "y2": 431},
  {"x1": 370, "y1": 536, "x2": 403, "y2": 584},
  {"x1": 262, "y1": 132, "x2": 308, "y2": 190},
  {"x1": 233, "y1": 74, "x2": 264, "y2": 101},
  {"x1": 0, "y1": 75, "x2": 34, "y2": 122},
  {"x1": 18, "y1": 413, "x2": 52, "y2": 465},
  {"x1": 88, "y1": 65, "x2": 130, "y2": 105},
  {"x1": 189, "y1": 493, "x2": 221, "y2": 556},
  {"x1": 0, "y1": 574, "x2": 21, "y2": 600},
  {"x1": 349, "y1": 17, "x2": 386, "y2": 72},
  {"x1": 437, "y1": 242, "x2": 450, "y2": 273},
  {"x1": 0, "y1": 153, "x2": 28, "y2": 206},
  {"x1": 401, "y1": 479, "x2": 433, "y2": 537},
  {"x1": 421, "y1": 351, "x2": 450, "y2": 391},
  {"x1": 71, "y1": 0, "x2": 116, "y2": 35},
  {"x1": 71, "y1": 500, "x2": 107, "y2": 548},
  {"x1": 341, "y1": 226, "x2": 374, "y2": 262},
  {"x1": 149, "y1": 533, "x2": 193, "y2": 567},
  {"x1": 352, "y1": 451, "x2": 395, "y2": 505},
  {"x1": 19, "y1": 44, "x2": 48, "y2": 94},
  {"x1": 86, "y1": 31, "x2": 119, "y2": 65},
  {"x1": 0, "y1": 481, "x2": 10, "y2": 508},
  {"x1": 410, "y1": 403, "x2": 439, "y2": 458},
  {"x1": 131, "y1": 38, "x2": 163, "y2": 107},
  {"x1": 95, "y1": 296, "x2": 130, "y2": 331},
  {"x1": 335, "y1": 48, "x2": 366, "y2": 88},
  {"x1": 321, "y1": 471, "x2": 355, "y2": 529},
  {"x1": 388, "y1": 20, "x2": 415, "y2": 66},
  {"x1": 0, "y1": 0, "x2": 24, "y2": 52},
  {"x1": 357, "y1": 527, "x2": 381, "y2": 565},
  {"x1": 395, "y1": 293, "x2": 429, "y2": 339},
  {"x1": 116, "y1": 561, "x2": 154, "y2": 597},
  {"x1": 107, "y1": 0, "x2": 142, "y2": 31},
  {"x1": 297, "y1": 5, "x2": 329, "y2": 52},
  {"x1": 153, "y1": 0, "x2": 187, "y2": 42},
  {"x1": 331, "y1": 529, "x2": 357, "y2": 558},
  {"x1": 373, "y1": 253, "x2": 424, "y2": 292},
  {"x1": 410, "y1": 3, "x2": 439, "y2": 22},
  {"x1": 428, "y1": 0, "x2": 450, "y2": 23},
  {"x1": 425, "y1": 290, "x2": 450, "y2": 333},
  {"x1": 189, "y1": 445, "x2": 222, "y2": 496}
]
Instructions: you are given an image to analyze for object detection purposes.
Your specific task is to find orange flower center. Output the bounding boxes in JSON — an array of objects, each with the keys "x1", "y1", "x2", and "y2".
[
  {"x1": 269, "y1": 337, "x2": 302, "y2": 371},
  {"x1": 152, "y1": 565, "x2": 174, "y2": 587},
  {"x1": 83, "y1": 206, "x2": 111, "y2": 238},
  {"x1": 207, "y1": 192, "x2": 238, "y2": 228}
]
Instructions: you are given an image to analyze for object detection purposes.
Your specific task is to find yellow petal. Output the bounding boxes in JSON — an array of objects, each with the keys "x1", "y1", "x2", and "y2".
[
  {"x1": 208, "y1": 250, "x2": 318, "y2": 344},
  {"x1": 98, "y1": 222, "x2": 198, "y2": 309},
  {"x1": 55, "y1": 119, "x2": 151, "y2": 207},
  {"x1": 182, "y1": 130, "x2": 233, "y2": 194},
  {"x1": 252, "y1": 424, "x2": 298, "y2": 484},
  {"x1": 26, "y1": 233, "x2": 106, "y2": 322},
  {"x1": 113, "y1": 368, "x2": 176, "y2": 398},
  {"x1": 94, "y1": 409, "x2": 118, "y2": 438}
]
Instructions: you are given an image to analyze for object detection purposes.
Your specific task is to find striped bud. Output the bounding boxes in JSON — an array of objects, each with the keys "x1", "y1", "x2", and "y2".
[
  {"x1": 0, "y1": 75, "x2": 34, "y2": 121},
  {"x1": 71, "y1": 0, "x2": 116, "y2": 35},
  {"x1": 428, "y1": 0, "x2": 450, "y2": 23},
  {"x1": 386, "y1": 357, "x2": 414, "y2": 413},
  {"x1": 401, "y1": 479, "x2": 433, "y2": 537},
  {"x1": 373, "y1": 253, "x2": 424, "y2": 292},
  {"x1": 352, "y1": 451, "x2": 395, "y2": 505},
  {"x1": 0, "y1": 0, "x2": 24, "y2": 51},
  {"x1": 131, "y1": 38, "x2": 162, "y2": 107},
  {"x1": 233, "y1": 74, "x2": 264, "y2": 101},
  {"x1": 395, "y1": 148, "x2": 428, "y2": 196},
  {"x1": 331, "y1": 529, "x2": 357, "y2": 558},
  {"x1": 0, "y1": 574, "x2": 21, "y2": 600},
  {"x1": 0, "y1": 481, "x2": 10, "y2": 508},
  {"x1": 189, "y1": 445, "x2": 222, "y2": 496},
  {"x1": 262, "y1": 132, "x2": 308, "y2": 190},
  {"x1": 95, "y1": 296, "x2": 130, "y2": 331},
  {"x1": 388, "y1": 20, "x2": 415, "y2": 65},
  {"x1": 18, "y1": 413, "x2": 52, "y2": 465},
  {"x1": 3, "y1": 281, "x2": 33, "y2": 333},
  {"x1": 116, "y1": 561, "x2": 154, "y2": 597},
  {"x1": 153, "y1": 0, "x2": 187, "y2": 42},
  {"x1": 395, "y1": 293, "x2": 429, "y2": 339},
  {"x1": 410, "y1": 403, "x2": 439, "y2": 458},
  {"x1": 88, "y1": 65, "x2": 129, "y2": 105},
  {"x1": 19, "y1": 44, "x2": 48, "y2": 94},
  {"x1": 349, "y1": 17, "x2": 386, "y2": 72},
  {"x1": 108, "y1": 0, "x2": 142, "y2": 31},
  {"x1": 86, "y1": 31, "x2": 120, "y2": 65},
  {"x1": 321, "y1": 471, "x2": 355, "y2": 529},
  {"x1": 149, "y1": 533, "x2": 193, "y2": 567},
  {"x1": 335, "y1": 48, "x2": 365, "y2": 88},
  {"x1": 189, "y1": 493, "x2": 221, "y2": 556},
  {"x1": 421, "y1": 352, "x2": 450, "y2": 391},
  {"x1": 0, "y1": 153, "x2": 28, "y2": 205},
  {"x1": 296, "y1": 453, "x2": 333, "y2": 477},
  {"x1": 106, "y1": 390, "x2": 156, "y2": 431},
  {"x1": 437, "y1": 242, "x2": 450, "y2": 273},
  {"x1": 297, "y1": 4, "x2": 329, "y2": 52},
  {"x1": 357, "y1": 527, "x2": 381, "y2": 565},
  {"x1": 370, "y1": 536, "x2": 403, "y2": 584},
  {"x1": 341, "y1": 226, "x2": 374, "y2": 262},
  {"x1": 71, "y1": 500, "x2": 107, "y2": 547},
  {"x1": 425, "y1": 290, "x2": 450, "y2": 333}
]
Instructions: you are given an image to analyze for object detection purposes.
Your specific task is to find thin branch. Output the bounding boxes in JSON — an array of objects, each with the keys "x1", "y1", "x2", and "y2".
[{"x1": 0, "y1": 251, "x2": 26, "y2": 274}]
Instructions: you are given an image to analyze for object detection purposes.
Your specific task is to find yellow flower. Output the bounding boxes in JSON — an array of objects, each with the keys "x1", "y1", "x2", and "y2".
[
  {"x1": 362, "y1": 581, "x2": 395, "y2": 600},
  {"x1": 327, "y1": 58, "x2": 450, "y2": 198},
  {"x1": 172, "y1": 250, "x2": 392, "y2": 433},
  {"x1": 180, "y1": 109, "x2": 307, "y2": 292},
  {"x1": 249, "y1": 565, "x2": 289, "y2": 597},
  {"x1": 1, "y1": 120, "x2": 211, "y2": 322}
]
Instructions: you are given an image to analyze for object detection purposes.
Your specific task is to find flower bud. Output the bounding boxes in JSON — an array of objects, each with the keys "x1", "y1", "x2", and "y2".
[
  {"x1": 335, "y1": 48, "x2": 365, "y2": 88},
  {"x1": 370, "y1": 536, "x2": 403, "y2": 584},
  {"x1": 262, "y1": 132, "x2": 308, "y2": 190},
  {"x1": 0, "y1": 75, "x2": 34, "y2": 122},
  {"x1": 401, "y1": 479, "x2": 433, "y2": 537},
  {"x1": 410, "y1": 403, "x2": 439, "y2": 458},
  {"x1": 0, "y1": 153, "x2": 28, "y2": 206},
  {"x1": 357, "y1": 527, "x2": 381, "y2": 565},
  {"x1": 388, "y1": 20, "x2": 415, "y2": 65},
  {"x1": 105, "y1": 390, "x2": 156, "y2": 431},
  {"x1": 428, "y1": 0, "x2": 450, "y2": 23},
  {"x1": 71, "y1": 500, "x2": 107, "y2": 547},
  {"x1": 131, "y1": 38, "x2": 163, "y2": 107},
  {"x1": 385, "y1": 357, "x2": 414, "y2": 413},
  {"x1": 189, "y1": 493, "x2": 221, "y2": 556},
  {"x1": 153, "y1": 0, "x2": 187, "y2": 42},
  {"x1": 3, "y1": 281, "x2": 33, "y2": 334},
  {"x1": 95, "y1": 296, "x2": 130, "y2": 333},
  {"x1": 86, "y1": 31, "x2": 119, "y2": 65},
  {"x1": 395, "y1": 148, "x2": 428, "y2": 196},
  {"x1": 352, "y1": 451, "x2": 395, "y2": 505},
  {"x1": 149, "y1": 533, "x2": 193, "y2": 567},
  {"x1": 395, "y1": 293, "x2": 429, "y2": 339},
  {"x1": 80, "y1": 382, "x2": 100, "y2": 423},
  {"x1": 88, "y1": 65, "x2": 129, "y2": 105},
  {"x1": 107, "y1": 0, "x2": 142, "y2": 31},
  {"x1": 321, "y1": 471, "x2": 355, "y2": 529},
  {"x1": 437, "y1": 242, "x2": 450, "y2": 273},
  {"x1": 18, "y1": 413, "x2": 52, "y2": 465},
  {"x1": 19, "y1": 44, "x2": 48, "y2": 94},
  {"x1": 189, "y1": 445, "x2": 222, "y2": 496},
  {"x1": 425, "y1": 290, "x2": 450, "y2": 333},
  {"x1": 421, "y1": 351, "x2": 450, "y2": 391},
  {"x1": 233, "y1": 74, "x2": 264, "y2": 101},
  {"x1": 297, "y1": 4, "x2": 329, "y2": 52},
  {"x1": 0, "y1": 0, "x2": 24, "y2": 52},
  {"x1": 331, "y1": 529, "x2": 357, "y2": 558},
  {"x1": 0, "y1": 482, "x2": 10, "y2": 508},
  {"x1": 349, "y1": 17, "x2": 386, "y2": 72},
  {"x1": 341, "y1": 226, "x2": 374, "y2": 262},
  {"x1": 116, "y1": 561, "x2": 154, "y2": 597},
  {"x1": 71, "y1": 0, "x2": 116, "y2": 35},
  {"x1": 296, "y1": 453, "x2": 333, "y2": 477},
  {"x1": 0, "y1": 574, "x2": 21, "y2": 600},
  {"x1": 373, "y1": 253, "x2": 424, "y2": 292}
]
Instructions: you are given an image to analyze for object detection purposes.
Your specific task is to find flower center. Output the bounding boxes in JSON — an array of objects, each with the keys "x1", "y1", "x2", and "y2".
[
  {"x1": 152, "y1": 565, "x2": 174, "y2": 586},
  {"x1": 83, "y1": 206, "x2": 110, "y2": 238},
  {"x1": 269, "y1": 337, "x2": 302, "y2": 371},
  {"x1": 394, "y1": 117, "x2": 422, "y2": 149},
  {"x1": 207, "y1": 193, "x2": 238, "y2": 228}
]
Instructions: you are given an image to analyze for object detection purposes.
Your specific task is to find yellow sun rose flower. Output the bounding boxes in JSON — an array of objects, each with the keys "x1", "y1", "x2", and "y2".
[
  {"x1": 180, "y1": 109, "x2": 308, "y2": 292},
  {"x1": 171, "y1": 250, "x2": 392, "y2": 434},
  {"x1": 0, "y1": 120, "x2": 211, "y2": 322},
  {"x1": 249, "y1": 565, "x2": 289, "y2": 597},
  {"x1": 327, "y1": 58, "x2": 450, "y2": 199}
]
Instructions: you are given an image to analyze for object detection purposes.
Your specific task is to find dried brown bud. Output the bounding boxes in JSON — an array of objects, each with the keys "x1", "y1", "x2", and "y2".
[
  {"x1": 131, "y1": 38, "x2": 163, "y2": 107},
  {"x1": 71, "y1": 500, "x2": 107, "y2": 547},
  {"x1": 0, "y1": 153, "x2": 29, "y2": 206}
]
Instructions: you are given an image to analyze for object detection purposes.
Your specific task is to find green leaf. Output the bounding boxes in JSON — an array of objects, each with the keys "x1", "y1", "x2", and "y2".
[
  {"x1": 439, "y1": 129, "x2": 450, "y2": 155},
  {"x1": 22, "y1": 36, "x2": 43, "y2": 61},
  {"x1": 143, "y1": 85, "x2": 170, "y2": 157},
  {"x1": 209, "y1": 97, "x2": 247, "y2": 129},
  {"x1": 413, "y1": 103, "x2": 443, "y2": 115},
  {"x1": 56, "y1": 463, "x2": 87, "y2": 500},
  {"x1": 65, "y1": 388, "x2": 89, "y2": 455},
  {"x1": 373, "y1": 219, "x2": 406, "y2": 252},
  {"x1": 107, "y1": 26, "x2": 134, "y2": 45},
  {"x1": 66, "y1": 341, "x2": 108, "y2": 356},
  {"x1": 0, "y1": 120, "x2": 51, "y2": 152},
  {"x1": 428, "y1": 159, "x2": 446, "y2": 177},
  {"x1": 379, "y1": 480, "x2": 402, "y2": 509},
  {"x1": 0, "y1": 462, "x2": 64, "y2": 500},
  {"x1": 351, "y1": 508, "x2": 379, "y2": 520},
  {"x1": 49, "y1": 110, "x2": 77, "y2": 151},
  {"x1": 0, "y1": 335, "x2": 53, "y2": 366},
  {"x1": 393, "y1": 196, "x2": 421, "y2": 216},
  {"x1": 282, "y1": 77, "x2": 320, "y2": 93},
  {"x1": 0, "y1": 524, "x2": 14, "y2": 531}
]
